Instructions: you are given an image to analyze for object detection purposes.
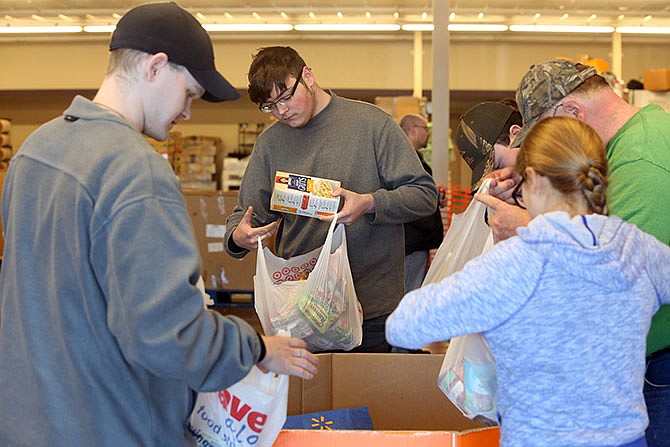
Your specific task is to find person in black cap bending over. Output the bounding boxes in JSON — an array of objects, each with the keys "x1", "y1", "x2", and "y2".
[
  {"x1": 456, "y1": 100, "x2": 523, "y2": 195},
  {"x1": 0, "y1": 3, "x2": 317, "y2": 447}
]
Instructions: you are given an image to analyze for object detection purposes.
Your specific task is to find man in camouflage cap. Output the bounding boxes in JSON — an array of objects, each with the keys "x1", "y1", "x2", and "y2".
[
  {"x1": 511, "y1": 59, "x2": 597, "y2": 147},
  {"x1": 476, "y1": 57, "x2": 670, "y2": 447}
]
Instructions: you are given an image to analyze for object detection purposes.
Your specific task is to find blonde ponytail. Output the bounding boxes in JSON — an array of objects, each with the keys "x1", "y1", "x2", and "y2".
[{"x1": 515, "y1": 117, "x2": 609, "y2": 215}]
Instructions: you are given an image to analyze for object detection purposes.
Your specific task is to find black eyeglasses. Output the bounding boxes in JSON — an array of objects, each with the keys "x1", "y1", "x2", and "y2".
[
  {"x1": 512, "y1": 178, "x2": 526, "y2": 210},
  {"x1": 259, "y1": 69, "x2": 303, "y2": 113},
  {"x1": 552, "y1": 102, "x2": 565, "y2": 117}
]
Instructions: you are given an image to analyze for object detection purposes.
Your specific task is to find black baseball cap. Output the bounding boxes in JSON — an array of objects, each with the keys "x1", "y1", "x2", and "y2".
[
  {"x1": 110, "y1": 2, "x2": 240, "y2": 102},
  {"x1": 456, "y1": 102, "x2": 516, "y2": 191}
]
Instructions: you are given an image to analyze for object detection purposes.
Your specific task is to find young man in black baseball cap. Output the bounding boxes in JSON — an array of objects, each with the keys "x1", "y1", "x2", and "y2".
[
  {"x1": 456, "y1": 101, "x2": 522, "y2": 193},
  {"x1": 0, "y1": 3, "x2": 318, "y2": 446}
]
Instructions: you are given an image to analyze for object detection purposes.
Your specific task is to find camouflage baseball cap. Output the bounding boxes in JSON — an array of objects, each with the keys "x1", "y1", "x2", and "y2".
[{"x1": 511, "y1": 59, "x2": 597, "y2": 147}]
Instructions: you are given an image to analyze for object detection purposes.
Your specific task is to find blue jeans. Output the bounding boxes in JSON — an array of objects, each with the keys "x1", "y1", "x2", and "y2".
[{"x1": 644, "y1": 348, "x2": 670, "y2": 447}]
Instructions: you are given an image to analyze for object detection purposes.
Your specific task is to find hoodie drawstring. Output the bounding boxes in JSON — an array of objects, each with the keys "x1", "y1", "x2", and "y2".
[{"x1": 581, "y1": 215, "x2": 598, "y2": 246}]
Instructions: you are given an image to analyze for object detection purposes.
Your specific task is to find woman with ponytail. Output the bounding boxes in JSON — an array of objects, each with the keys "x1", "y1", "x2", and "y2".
[{"x1": 387, "y1": 117, "x2": 670, "y2": 447}]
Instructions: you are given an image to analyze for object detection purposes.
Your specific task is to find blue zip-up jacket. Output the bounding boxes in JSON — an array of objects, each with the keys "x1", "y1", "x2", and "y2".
[{"x1": 387, "y1": 211, "x2": 670, "y2": 447}]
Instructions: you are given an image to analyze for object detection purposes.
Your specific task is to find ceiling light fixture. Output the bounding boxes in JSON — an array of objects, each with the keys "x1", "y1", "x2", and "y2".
[
  {"x1": 308, "y1": 11, "x2": 316, "y2": 20},
  {"x1": 450, "y1": 23, "x2": 507, "y2": 32},
  {"x1": 616, "y1": 26, "x2": 670, "y2": 34},
  {"x1": 83, "y1": 25, "x2": 116, "y2": 33},
  {"x1": 402, "y1": 23, "x2": 508, "y2": 32},
  {"x1": 280, "y1": 11, "x2": 289, "y2": 20},
  {"x1": 252, "y1": 12, "x2": 261, "y2": 20},
  {"x1": 402, "y1": 23, "x2": 434, "y2": 31},
  {"x1": 0, "y1": 25, "x2": 83, "y2": 34},
  {"x1": 509, "y1": 24, "x2": 614, "y2": 33},
  {"x1": 204, "y1": 23, "x2": 293, "y2": 32},
  {"x1": 294, "y1": 23, "x2": 400, "y2": 32}
]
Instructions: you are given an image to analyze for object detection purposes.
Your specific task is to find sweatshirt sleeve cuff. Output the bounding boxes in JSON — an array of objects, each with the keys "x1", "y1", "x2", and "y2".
[{"x1": 256, "y1": 332, "x2": 267, "y2": 363}]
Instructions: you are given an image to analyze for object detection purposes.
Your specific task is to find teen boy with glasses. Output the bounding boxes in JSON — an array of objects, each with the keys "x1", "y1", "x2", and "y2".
[{"x1": 224, "y1": 46, "x2": 439, "y2": 353}]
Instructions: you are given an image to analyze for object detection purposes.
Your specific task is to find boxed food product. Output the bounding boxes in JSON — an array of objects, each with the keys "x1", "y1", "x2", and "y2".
[
  {"x1": 270, "y1": 171, "x2": 340, "y2": 218},
  {"x1": 643, "y1": 68, "x2": 670, "y2": 91},
  {"x1": 277, "y1": 353, "x2": 499, "y2": 447}
]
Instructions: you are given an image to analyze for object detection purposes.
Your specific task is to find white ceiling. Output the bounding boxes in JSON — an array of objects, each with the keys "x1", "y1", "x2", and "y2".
[
  {"x1": 0, "y1": 1, "x2": 666, "y2": 17},
  {"x1": 1, "y1": 1, "x2": 668, "y2": 31}
]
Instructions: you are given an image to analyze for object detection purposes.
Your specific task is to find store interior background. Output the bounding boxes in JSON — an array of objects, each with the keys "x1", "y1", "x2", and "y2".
[{"x1": 3, "y1": 0, "x2": 670, "y2": 187}]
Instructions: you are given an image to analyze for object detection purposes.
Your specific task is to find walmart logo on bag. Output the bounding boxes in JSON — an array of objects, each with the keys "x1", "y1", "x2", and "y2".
[
  {"x1": 283, "y1": 407, "x2": 374, "y2": 430},
  {"x1": 310, "y1": 415, "x2": 334, "y2": 430}
]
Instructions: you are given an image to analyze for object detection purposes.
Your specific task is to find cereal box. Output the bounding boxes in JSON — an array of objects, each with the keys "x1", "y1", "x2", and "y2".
[{"x1": 270, "y1": 171, "x2": 341, "y2": 218}]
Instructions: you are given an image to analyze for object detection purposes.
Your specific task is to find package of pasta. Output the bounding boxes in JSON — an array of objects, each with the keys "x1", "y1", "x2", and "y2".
[{"x1": 270, "y1": 171, "x2": 341, "y2": 218}]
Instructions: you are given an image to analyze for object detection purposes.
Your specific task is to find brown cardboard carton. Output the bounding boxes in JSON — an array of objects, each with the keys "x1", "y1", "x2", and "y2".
[
  {"x1": 643, "y1": 68, "x2": 670, "y2": 91},
  {"x1": 183, "y1": 190, "x2": 256, "y2": 292},
  {"x1": 278, "y1": 353, "x2": 499, "y2": 446}
]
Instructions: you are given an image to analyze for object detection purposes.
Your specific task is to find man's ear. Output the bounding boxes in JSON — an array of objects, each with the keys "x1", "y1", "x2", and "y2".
[
  {"x1": 509, "y1": 124, "x2": 522, "y2": 140},
  {"x1": 146, "y1": 52, "x2": 169, "y2": 80},
  {"x1": 301, "y1": 66, "x2": 314, "y2": 87},
  {"x1": 562, "y1": 98, "x2": 583, "y2": 120}
]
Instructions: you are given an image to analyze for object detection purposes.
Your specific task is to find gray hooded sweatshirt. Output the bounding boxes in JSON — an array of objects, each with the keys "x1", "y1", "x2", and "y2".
[{"x1": 387, "y1": 211, "x2": 670, "y2": 447}]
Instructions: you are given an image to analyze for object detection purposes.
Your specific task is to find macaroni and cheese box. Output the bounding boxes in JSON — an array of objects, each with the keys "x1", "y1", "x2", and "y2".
[{"x1": 270, "y1": 171, "x2": 341, "y2": 218}]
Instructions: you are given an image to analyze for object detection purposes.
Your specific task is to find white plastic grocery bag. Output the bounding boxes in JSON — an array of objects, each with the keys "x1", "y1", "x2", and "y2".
[
  {"x1": 187, "y1": 364, "x2": 289, "y2": 447},
  {"x1": 423, "y1": 179, "x2": 494, "y2": 286},
  {"x1": 254, "y1": 214, "x2": 363, "y2": 352},
  {"x1": 437, "y1": 332, "x2": 498, "y2": 424},
  {"x1": 423, "y1": 179, "x2": 498, "y2": 424}
]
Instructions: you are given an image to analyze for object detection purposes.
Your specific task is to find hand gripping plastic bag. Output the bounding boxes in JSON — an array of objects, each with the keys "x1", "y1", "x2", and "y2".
[
  {"x1": 254, "y1": 214, "x2": 363, "y2": 352},
  {"x1": 187, "y1": 335, "x2": 290, "y2": 447},
  {"x1": 423, "y1": 179, "x2": 498, "y2": 425}
]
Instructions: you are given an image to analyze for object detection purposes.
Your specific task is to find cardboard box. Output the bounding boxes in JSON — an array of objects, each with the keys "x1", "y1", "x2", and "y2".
[
  {"x1": 183, "y1": 190, "x2": 256, "y2": 291},
  {"x1": 270, "y1": 171, "x2": 340, "y2": 218},
  {"x1": 278, "y1": 353, "x2": 499, "y2": 446},
  {"x1": 374, "y1": 95, "x2": 428, "y2": 121},
  {"x1": 643, "y1": 68, "x2": 670, "y2": 91}
]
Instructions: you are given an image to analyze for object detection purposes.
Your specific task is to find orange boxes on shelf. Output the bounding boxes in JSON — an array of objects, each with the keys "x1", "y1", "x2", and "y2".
[
  {"x1": 276, "y1": 353, "x2": 499, "y2": 447},
  {"x1": 643, "y1": 68, "x2": 670, "y2": 91}
]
